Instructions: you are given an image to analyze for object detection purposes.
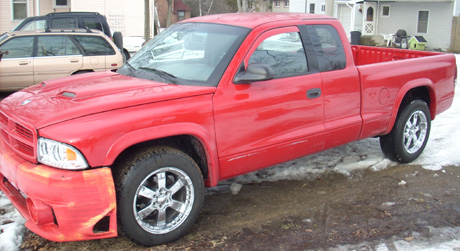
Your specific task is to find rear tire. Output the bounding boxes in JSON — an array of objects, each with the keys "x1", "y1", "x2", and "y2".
[
  {"x1": 115, "y1": 146, "x2": 204, "y2": 246},
  {"x1": 113, "y1": 31, "x2": 123, "y2": 49},
  {"x1": 380, "y1": 100, "x2": 431, "y2": 163}
]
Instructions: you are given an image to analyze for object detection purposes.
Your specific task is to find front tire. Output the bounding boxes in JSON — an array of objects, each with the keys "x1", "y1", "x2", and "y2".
[
  {"x1": 380, "y1": 100, "x2": 431, "y2": 163},
  {"x1": 115, "y1": 147, "x2": 204, "y2": 246}
]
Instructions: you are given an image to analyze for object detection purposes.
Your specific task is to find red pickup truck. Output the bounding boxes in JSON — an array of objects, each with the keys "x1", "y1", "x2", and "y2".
[{"x1": 0, "y1": 13, "x2": 456, "y2": 246}]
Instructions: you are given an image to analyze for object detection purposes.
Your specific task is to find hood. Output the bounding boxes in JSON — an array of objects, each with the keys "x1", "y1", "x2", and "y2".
[{"x1": 0, "y1": 71, "x2": 216, "y2": 129}]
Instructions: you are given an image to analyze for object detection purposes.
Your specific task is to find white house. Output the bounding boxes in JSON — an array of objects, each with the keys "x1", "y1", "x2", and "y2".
[
  {"x1": 336, "y1": 0, "x2": 455, "y2": 51},
  {"x1": 289, "y1": 0, "x2": 326, "y2": 14}
]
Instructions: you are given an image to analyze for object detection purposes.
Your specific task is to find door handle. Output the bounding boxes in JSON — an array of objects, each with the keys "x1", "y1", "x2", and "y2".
[
  {"x1": 307, "y1": 88, "x2": 321, "y2": 99},
  {"x1": 19, "y1": 61, "x2": 30, "y2": 65},
  {"x1": 70, "y1": 58, "x2": 79, "y2": 63}
]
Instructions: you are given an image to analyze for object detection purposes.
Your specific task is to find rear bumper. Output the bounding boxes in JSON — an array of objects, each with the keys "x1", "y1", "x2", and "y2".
[{"x1": 0, "y1": 138, "x2": 117, "y2": 242}]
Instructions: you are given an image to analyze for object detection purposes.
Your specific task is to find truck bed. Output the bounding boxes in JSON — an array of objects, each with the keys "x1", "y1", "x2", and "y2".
[{"x1": 351, "y1": 45, "x2": 444, "y2": 66}]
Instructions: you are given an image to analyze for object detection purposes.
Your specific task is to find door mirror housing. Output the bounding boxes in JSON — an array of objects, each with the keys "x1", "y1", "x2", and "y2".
[{"x1": 234, "y1": 63, "x2": 274, "y2": 84}]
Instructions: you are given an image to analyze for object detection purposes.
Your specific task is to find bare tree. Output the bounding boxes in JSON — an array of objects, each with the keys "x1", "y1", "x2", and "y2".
[
  {"x1": 144, "y1": 0, "x2": 150, "y2": 42},
  {"x1": 166, "y1": 0, "x2": 173, "y2": 27}
]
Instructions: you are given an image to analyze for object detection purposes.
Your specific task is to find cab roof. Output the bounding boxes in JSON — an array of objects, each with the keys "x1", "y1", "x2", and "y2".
[{"x1": 183, "y1": 12, "x2": 334, "y2": 29}]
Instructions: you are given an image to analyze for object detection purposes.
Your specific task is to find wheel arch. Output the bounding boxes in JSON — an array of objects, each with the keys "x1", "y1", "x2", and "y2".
[
  {"x1": 105, "y1": 123, "x2": 219, "y2": 187},
  {"x1": 385, "y1": 79, "x2": 435, "y2": 135}
]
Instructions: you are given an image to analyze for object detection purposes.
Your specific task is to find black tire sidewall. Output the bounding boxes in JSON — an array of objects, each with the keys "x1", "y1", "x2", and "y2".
[
  {"x1": 392, "y1": 100, "x2": 431, "y2": 163},
  {"x1": 113, "y1": 31, "x2": 123, "y2": 49},
  {"x1": 117, "y1": 148, "x2": 204, "y2": 246}
]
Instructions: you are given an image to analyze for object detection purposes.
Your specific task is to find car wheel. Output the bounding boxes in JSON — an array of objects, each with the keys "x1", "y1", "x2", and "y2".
[
  {"x1": 380, "y1": 100, "x2": 431, "y2": 163},
  {"x1": 115, "y1": 146, "x2": 204, "y2": 246}
]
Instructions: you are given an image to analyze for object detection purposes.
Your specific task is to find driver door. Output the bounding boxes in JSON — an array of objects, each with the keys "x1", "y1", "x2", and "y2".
[{"x1": 213, "y1": 26, "x2": 326, "y2": 180}]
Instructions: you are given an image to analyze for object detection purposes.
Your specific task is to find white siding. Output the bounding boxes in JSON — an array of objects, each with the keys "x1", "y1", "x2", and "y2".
[
  {"x1": 337, "y1": 4, "x2": 352, "y2": 36},
  {"x1": 71, "y1": 0, "x2": 146, "y2": 37},
  {"x1": 455, "y1": 0, "x2": 460, "y2": 15},
  {"x1": 289, "y1": 0, "x2": 325, "y2": 14},
  {"x1": 375, "y1": 2, "x2": 454, "y2": 50}
]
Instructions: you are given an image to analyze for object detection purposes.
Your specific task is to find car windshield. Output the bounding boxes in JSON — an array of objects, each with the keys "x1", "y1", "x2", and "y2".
[{"x1": 117, "y1": 22, "x2": 250, "y2": 86}]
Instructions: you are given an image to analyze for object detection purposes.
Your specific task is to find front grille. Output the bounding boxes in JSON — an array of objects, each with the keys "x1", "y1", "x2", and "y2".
[
  {"x1": 0, "y1": 110, "x2": 37, "y2": 162},
  {"x1": 16, "y1": 123, "x2": 33, "y2": 139}
]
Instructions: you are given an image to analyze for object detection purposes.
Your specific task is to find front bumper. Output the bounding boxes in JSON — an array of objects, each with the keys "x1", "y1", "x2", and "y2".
[{"x1": 0, "y1": 138, "x2": 117, "y2": 242}]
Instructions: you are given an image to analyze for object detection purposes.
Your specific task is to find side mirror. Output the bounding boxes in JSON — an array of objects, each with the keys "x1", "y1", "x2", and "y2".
[
  {"x1": 234, "y1": 63, "x2": 274, "y2": 84},
  {"x1": 0, "y1": 50, "x2": 8, "y2": 62}
]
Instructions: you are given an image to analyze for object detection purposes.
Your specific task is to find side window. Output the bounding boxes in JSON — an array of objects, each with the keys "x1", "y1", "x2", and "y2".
[
  {"x1": 37, "y1": 36, "x2": 80, "y2": 57},
  {"x1": 73, "y1": 36, "x2": 116, "y2": 56},
  {"x1": 307, "y1": 25, "x2": 346, "y2": 72},
  {"x1": 50, "y1": 17, "x2": 77, "y2": 28},
  {"x1": 21, "y1": 20, "x2": 46, "y2": 30},
  {"x1": 0, "y1": 37, "x2": 34, "y2": 58},
  {"x1": 82, "y1": 17, "x2": 103, "y2": 31},
  {"x1": 248, "y1": 32, "x2": 308, "y2": 79}
]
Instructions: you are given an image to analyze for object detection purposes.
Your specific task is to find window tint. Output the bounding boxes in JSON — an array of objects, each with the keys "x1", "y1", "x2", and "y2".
[
  {"x1": 249, "y1": 32, "x2": 308, "y2": 79},
  {"x1": 82, "y1": 17, "x2": 103, "y2": 31},
  {"x1": 73, "y1": 35, "x2": 115, "y2": 55},
  {"x1": 51, "y1": 17, "x2": 77, "y2": 28},
  {"x1": 0, "y1": 36, "x2": 34, "y2": 58},
  {"x1": 37, "y1": 36, "x2": 80, "y2": 57},
  {"x1": 22, "y1": 20, "x2": 46, "y2": 30},
  {"x1": 307, "y1": 25, "x2": 346, "y2": 72}
]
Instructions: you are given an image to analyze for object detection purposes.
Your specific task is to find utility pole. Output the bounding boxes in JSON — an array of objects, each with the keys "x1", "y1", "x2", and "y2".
[
  {"x1": 144, "y1": 0, "x2": 150, "y2": 43},
  {"x1": 325, "y1": 0, "x2": 334, "y2": 17}
]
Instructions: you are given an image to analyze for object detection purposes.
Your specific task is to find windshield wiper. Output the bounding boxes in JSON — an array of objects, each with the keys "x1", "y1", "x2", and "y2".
[
  {"x1": 139, "y1": 67, "x2": 178, "y2": 85},
  {"x1": 122, "y1": 61, "x2": 136, "y2": 76}
]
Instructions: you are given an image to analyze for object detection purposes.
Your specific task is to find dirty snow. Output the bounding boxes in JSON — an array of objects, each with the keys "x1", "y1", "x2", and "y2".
[{"x1": 1, "y1": 55, "x2": 460, "y2": 250}]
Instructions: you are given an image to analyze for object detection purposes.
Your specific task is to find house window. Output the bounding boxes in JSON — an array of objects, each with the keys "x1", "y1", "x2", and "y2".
[
  {"x1": 55, "y1": 0, "x2": 69, "y2": 7},
  {"x1": 310, "y1": 3, "x2": 315, "y2": 13},
  {"x1": 381, "y1": 6, "x2": 390, "y2": 17},
  {"x1": 178, "y1": 11, "x2": 185, "y2": 21},
  {"x1": 366, "y1": 7, "x2": 374, "y2": 21},
  {"x1": 284, "y1": 0, "x2": 289, "y2": 7},
  {"x1": 417, "y1": 10, "x2": 429, "y2": 33},
  {"x1": 12, "y1": 0, "x2": 27, "y2": 20},
  {"x1": 321, "y1": 4, "x2": 325, "y2": 12},
  {"x1": 275, "y1": 1, "x2": 280, "y2": 7}
]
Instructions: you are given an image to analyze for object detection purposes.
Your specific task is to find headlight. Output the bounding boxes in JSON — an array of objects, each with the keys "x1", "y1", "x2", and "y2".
[{"x1": 37, "y1": 137, "x2": 88, "y2": 170}]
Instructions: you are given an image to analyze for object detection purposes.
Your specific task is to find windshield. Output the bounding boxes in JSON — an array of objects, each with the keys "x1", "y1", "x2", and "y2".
[{"x1": 117, "y1": 22, "x2": 250, "y2": 86}]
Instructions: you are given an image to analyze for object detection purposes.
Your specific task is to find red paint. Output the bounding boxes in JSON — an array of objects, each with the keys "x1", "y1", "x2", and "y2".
[{"x1": 0, "y1": 13, "x2": 456, "y2": 242}]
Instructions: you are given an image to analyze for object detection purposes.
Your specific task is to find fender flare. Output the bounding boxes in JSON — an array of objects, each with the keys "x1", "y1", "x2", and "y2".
[
  {"x1": 103, "y1": 122, "x2": 220, "y2": 187},
  {"x1": 384, "y1": 78, "x2": 436, "y2": 135}
]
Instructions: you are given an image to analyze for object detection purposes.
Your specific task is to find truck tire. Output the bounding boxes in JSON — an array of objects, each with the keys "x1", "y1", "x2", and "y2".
[
  {"x1": 115, "y1": 146, "x2": 204, "y2": 246},
  {"x1": 113, "y1": 31, "x2": 123, "y2": 49},
  {"x1": 380, "y1": 100, "x2": 431, "y2": 163}
]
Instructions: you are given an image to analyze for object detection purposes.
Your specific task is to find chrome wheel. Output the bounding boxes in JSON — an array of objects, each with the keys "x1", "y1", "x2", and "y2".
[
  {"x1": 403, "y1": 110, "x2": 428, "y2": 154},
  {"x1": 134, "y1": 167, "x2": 194, "y2": 234}
]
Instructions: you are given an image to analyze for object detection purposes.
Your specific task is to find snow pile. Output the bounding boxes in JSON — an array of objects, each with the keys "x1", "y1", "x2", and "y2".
[{"x1": 0, "y1": 194, "x2": 25, "y2": 251}]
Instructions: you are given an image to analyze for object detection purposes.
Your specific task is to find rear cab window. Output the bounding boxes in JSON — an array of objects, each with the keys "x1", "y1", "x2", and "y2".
[{"x1": 300, "y1": 25, "x2": 346, "y2": 72}]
